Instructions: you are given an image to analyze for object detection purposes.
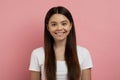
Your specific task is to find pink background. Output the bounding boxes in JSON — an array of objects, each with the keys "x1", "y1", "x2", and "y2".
[{"x1": 0, "y1": 0, "x2": 120, "y2": 80}]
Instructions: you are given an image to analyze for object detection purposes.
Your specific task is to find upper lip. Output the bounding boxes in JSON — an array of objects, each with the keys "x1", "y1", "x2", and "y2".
[
  {"x1": 55, "y1": 31, "x2": 65, "y2": 33},
  {"x1": 55, "y1": 31, "x2": 65, "y2": 34}
]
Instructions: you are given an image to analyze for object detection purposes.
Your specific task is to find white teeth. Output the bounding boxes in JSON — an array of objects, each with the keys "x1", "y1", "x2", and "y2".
[
  {"x1": 55, "y1": 32, "x2": 64, "y2": 36},
  {"x1": 56, "y1": 32, "x2": 63, "y2": 35}
]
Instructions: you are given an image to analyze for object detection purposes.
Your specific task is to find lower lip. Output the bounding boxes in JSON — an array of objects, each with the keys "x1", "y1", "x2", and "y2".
[{"x1": 55, "y1": 32, "x2": 65, "y2": 36}]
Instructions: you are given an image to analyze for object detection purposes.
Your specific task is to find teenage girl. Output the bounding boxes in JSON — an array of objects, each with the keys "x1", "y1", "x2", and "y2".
[{"x1": 29, "y1": 6, "x2": 93, "y2": 80}]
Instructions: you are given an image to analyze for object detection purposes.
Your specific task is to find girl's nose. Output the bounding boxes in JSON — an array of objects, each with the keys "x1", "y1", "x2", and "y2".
[{"x1": 57, "y1": 24, "x2": 63, "y2": 30}]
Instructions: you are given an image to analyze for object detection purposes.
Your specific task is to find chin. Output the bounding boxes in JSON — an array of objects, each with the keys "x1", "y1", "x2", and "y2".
[{"x1": 54, "y1": 38, "x2": 67, "y2": 41}]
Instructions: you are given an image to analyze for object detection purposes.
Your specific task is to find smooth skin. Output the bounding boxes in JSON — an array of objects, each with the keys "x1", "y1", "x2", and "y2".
[
  {"x1": 47, "y1": 14, "x2": 72, "y2": 42},
  {"x1": 30, "y1": 14, "x2": 92, "y2": 80}
]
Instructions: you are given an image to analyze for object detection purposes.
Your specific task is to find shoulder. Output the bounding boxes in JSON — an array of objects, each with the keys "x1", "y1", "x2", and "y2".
[
  {"x1": 31, "y1": 47, "x2": 45, "y2": 62},
  {"x1": 32, "y1": 47, "x2": 44, "y2": 55},
  {"x1": 29, "y1": 47, "x2": 45, "y2": 71},
  {"x1": 77, "y1": 45, "x2": 90, "y2": 56},
  {"x1": 76, "y1": 45, "x2": 91, "y2": 62},
  {"x1": 77, "y1": 45, "x2": 93, "y2": 69}
]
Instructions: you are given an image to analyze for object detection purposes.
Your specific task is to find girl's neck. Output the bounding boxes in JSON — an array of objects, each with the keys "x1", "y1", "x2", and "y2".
[
  {"x1": 53, "y1": 39, "x2": 66, "y2": 61},
  {"x1": 53, "y1": 39, "x2": 66, "y2": 49}
]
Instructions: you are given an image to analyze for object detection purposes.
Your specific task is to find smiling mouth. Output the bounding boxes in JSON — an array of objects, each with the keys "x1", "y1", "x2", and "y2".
[{"x1": 54, "y1": 32, "x2": 66, "y2": 36}]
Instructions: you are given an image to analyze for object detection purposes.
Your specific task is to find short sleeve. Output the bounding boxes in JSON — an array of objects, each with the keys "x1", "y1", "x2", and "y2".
[
  {"x1": 81, "y1": 48, "x2": 93, "y2": 70},
  {"x1": 29, "y1": 50, "x2": 41, "y2": 72}
]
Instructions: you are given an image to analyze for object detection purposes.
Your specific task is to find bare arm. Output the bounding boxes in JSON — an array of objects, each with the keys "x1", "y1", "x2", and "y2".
[
  {"x1": 30, "y1": 71, "x2": 41, "y2": 80},
  {"x1": 81, "y1": 68, "x2": 91, "y2": 80}
]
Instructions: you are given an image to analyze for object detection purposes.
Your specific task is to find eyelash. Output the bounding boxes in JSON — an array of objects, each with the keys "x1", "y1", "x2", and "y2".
[
  {"x1": 62, "y1": 23, "x2": 67, "y2": 26},
  {"x1": 51, "y1": 23, "x2": 67, "y2": 26},
  {"x1": 51, "y1": 24, "x2": 56, "y2": 26}
]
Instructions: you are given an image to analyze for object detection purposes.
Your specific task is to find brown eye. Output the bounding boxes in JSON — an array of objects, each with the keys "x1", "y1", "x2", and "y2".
[
  {"x1": 62, "y1": 23, "x2": 67, "y2": 26},
  {"x1": 51, "y1": 23, "x2": 57, "y2": 26}
]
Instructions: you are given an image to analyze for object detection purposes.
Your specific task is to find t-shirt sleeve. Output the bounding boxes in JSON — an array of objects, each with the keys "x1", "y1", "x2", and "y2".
[
  {"x1": 81, "y1": 48, "x2": 93, "y2": 70},
  {"x1": 29, "y1": 50, "x2": 41, "y2": 72}
]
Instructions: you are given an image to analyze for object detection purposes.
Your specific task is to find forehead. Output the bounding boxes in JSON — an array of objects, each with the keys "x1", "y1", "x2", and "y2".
[{"x1": 49, "y1": 14, "x2": 69, "y2": 22}]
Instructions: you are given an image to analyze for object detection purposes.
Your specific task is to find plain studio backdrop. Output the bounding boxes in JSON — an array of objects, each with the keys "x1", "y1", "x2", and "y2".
[{"x1": 0, "y1": 0, "x2": 120, "y2": 80}]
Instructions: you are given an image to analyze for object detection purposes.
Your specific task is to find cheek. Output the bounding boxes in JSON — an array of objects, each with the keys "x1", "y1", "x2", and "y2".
[
  {"x1": 47, "y1": 25, "x2": 54, "y2": 31},
  {"x1": 48, "y1": 29, "x2": 54, "y2": 35},
  {"x1": 65, "y1": 26, "x2": 72, "y2": 31},
  {"x1": 49, "y1": 28, "x2": 55, "y2": 32}
]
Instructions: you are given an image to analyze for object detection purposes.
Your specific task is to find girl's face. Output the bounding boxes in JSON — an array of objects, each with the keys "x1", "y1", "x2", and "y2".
[{"x1": 47, "y1": 14, "x2": 72, "y2": 41}]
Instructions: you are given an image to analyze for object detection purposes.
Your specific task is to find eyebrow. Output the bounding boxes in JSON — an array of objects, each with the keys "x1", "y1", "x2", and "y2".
[
  {"x1": 61, "y1": 20, "x2": 68, "y2": 23},
  {"x1": 50, "y1": 21, "x2": 57, "y2": 23},
  {"x1": 50, "y1": 20, "x2": 68, "y2": 23}
]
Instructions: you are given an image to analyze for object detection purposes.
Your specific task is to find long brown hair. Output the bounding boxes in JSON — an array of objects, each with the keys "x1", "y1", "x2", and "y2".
[{"x1": 44, "y1": 6, "x2": 81, "y2": 80}]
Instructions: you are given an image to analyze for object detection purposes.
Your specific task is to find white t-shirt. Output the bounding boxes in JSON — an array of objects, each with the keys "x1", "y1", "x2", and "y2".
[{"x1": 29, "y1": 46, "x2": 93, "y2": 80}]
